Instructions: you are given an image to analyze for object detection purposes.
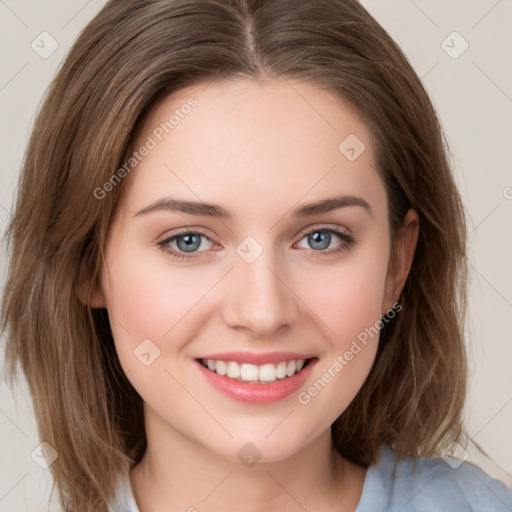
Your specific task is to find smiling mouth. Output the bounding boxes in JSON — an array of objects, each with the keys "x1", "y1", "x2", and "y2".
[{"x1": 197, "y1": 357, "x2": 317, "y2": 383}]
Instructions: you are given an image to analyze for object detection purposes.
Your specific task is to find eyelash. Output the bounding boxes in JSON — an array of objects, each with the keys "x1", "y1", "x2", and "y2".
[{"x1": 157, "y1": 225, "x2": 356, "y2": 261}]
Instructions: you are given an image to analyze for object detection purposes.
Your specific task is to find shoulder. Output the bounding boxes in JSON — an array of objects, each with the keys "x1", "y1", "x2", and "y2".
[{"x1": 357, "y1": 445, "x2": 512, "y2": 512}]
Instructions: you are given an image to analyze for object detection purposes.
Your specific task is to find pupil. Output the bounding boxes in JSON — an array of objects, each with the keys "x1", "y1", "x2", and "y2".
[
  {"x1": 177, "y1": 234, "x2": 200, "y2": 252},
  {"x1": 310, "y1": 231, "x2": 330, "y2": 250}
]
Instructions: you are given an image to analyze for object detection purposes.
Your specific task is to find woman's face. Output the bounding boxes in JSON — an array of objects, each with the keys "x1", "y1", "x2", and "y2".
[{"x1": 94, "y1": 78, "x2": 416, "y2": 462}]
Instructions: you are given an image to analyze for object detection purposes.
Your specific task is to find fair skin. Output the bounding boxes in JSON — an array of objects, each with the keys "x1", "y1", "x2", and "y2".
[{"x1": 91, "y1": 78, "x2": 419, "y2": 511}]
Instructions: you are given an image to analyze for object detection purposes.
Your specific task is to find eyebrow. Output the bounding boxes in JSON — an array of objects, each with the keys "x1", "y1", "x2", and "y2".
[{"x1": 134, "y1": 194, "x2": 372, "y2": 219}]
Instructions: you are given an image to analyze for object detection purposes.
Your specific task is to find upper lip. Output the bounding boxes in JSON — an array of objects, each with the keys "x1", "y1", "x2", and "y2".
[{"x1": 196, "y1": 351, "x2": 316, "y2": 365}]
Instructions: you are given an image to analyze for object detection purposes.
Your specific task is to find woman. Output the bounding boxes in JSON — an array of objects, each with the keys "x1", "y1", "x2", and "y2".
[{"x1": 2, "y1": 0, "x2": 511, "y2": 511}]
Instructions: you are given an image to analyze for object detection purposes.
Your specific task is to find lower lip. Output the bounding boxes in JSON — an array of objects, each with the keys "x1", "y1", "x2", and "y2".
[{"x1": 195, "y1": 359, "x2": 317, "y2": 404}]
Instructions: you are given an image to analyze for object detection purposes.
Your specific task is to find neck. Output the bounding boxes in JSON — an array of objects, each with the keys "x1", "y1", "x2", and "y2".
[{"x1": 130, "y1": 406, "x2": 367, "y2": 512}]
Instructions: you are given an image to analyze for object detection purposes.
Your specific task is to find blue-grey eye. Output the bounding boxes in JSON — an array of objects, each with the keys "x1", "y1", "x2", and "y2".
[
  {"x1": 295, "y1": 227, "x2": 354, "y2": 255},
  {"x1": 308, "y1": 231, "x2": 332, "y2": 250},
  {"x1": 175, "y1": 233, "x2": 203, "y2": 252},
  {"x1": 160, "y1": 232, "x2": 214, "y2": 255}
]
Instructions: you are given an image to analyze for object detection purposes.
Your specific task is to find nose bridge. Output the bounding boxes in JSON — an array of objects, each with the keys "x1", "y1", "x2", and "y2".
[{"x1": 222, "y1": 237, "x2": 299, "y2": 337}]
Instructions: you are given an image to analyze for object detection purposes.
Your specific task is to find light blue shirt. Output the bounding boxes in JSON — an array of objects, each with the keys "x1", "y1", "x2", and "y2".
[{"x1": 109, "y1": 445, "x2": 512, "y2": 511}]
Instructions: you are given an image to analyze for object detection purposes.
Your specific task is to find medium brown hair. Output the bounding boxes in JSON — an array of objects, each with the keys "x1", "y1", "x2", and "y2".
[{"x1": 1, "y1": 0, "x2": 484, "y2": 510}]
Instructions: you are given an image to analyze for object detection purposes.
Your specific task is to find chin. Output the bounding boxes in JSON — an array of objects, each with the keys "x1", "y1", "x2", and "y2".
[{"x1": 205, "y1": 429, "x2": 312, "y2": 466}]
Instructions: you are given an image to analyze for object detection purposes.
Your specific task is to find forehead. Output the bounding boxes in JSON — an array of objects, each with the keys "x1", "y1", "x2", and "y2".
[{"x1": 120, "y1": 78, "x2": 386, "y2": 220}]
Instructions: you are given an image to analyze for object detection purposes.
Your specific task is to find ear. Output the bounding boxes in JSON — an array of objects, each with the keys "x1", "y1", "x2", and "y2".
[
  {"x1": 382, "y1": 208, "x2": 419, "y2": 314},
  {"x1": 77, "y1": 270, "x2": 107, "y2": 309}
]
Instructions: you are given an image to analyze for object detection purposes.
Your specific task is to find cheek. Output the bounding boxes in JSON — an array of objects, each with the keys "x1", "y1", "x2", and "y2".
[
  {"x1": 301, "y1": 236, "x2": 390, "y2": 349},
  {"x1": 102, "y1": 248, "x2": 214, "y2": 413},
  {"x1": 104, "y1": 245, "x2": 216, "y2": 340},
  {"x1": 327, "y1": 263, "x2": 387, "y2": 348},
  {"x1": 293, "y1": 238, "x2": 389, "y2": 413}
]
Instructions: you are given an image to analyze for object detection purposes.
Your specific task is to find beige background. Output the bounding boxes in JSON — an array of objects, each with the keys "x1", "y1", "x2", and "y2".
[{"x1": 1, "y1": 0, "x2": 511, "y2": 510}]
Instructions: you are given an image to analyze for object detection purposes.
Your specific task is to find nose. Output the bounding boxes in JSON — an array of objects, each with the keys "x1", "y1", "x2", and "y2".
[{"x1": 222, "y1": 248, "x2": 300, "y2": 338}]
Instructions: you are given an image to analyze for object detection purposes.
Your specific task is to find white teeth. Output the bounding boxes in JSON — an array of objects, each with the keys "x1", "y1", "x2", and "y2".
[
  {"x1": 202, "y1": 358, "x2": 308, "y2": 382},
  {"x1": 226, "y1": 361, "x2": 241, "y2": 378},
  {"x1": 286, "y1": 360, "x2": 296, "y2": 377},
  {"x1": 275, "y1": 361, "x2": 287, "y2": 379},
  {"x1": 240, "y1": 363, "x2": 259, "y2": 381},
  {"x1": 258, "y1": 363, "x2": 276, "y2": 382},
  {"x1": 216, "y1": 360, "x2": 227, "y2": 376}
]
